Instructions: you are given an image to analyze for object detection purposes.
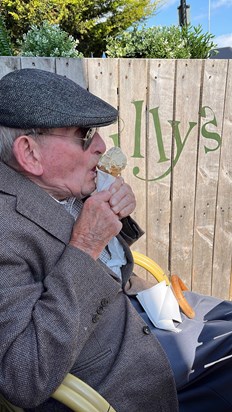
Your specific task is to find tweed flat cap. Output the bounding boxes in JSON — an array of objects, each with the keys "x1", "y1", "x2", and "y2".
[{"x1": 0, "y1": 68, "x2": 118, "y2": 129}]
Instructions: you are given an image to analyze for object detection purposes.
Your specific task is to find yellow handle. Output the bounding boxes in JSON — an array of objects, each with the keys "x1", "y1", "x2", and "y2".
[{"x1": 132, "y1": 251, "x2": 170, "y2": 285}]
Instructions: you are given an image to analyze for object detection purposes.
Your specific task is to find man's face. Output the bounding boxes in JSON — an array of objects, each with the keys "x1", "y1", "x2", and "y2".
[{"x1": 36, "y1": 127, "x2": 106, "y2": 199}]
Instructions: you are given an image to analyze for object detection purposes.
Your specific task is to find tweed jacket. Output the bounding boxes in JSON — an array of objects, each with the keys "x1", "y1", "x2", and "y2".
[{"x1": 0, "y1": 162, "x2": 178, "y2": 412}]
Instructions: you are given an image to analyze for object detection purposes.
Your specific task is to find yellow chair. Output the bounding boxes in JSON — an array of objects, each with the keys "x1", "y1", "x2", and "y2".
[{"x1": 0, "y1": 252, "x2": 175, "y2": 412}]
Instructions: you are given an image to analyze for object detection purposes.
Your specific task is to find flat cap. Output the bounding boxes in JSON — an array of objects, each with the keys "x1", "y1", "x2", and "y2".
[{"x1": 0, "y1": 68, "x2": 118, "y2": 129}]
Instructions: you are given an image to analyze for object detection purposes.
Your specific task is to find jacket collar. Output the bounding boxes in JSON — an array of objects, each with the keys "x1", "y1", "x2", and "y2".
[{"x1": 0, "y1": 162, "x2": 74, "y2": 244}]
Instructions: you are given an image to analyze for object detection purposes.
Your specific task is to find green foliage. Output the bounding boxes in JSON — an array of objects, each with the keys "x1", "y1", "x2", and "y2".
[
  {"x1": 0, "y1": 0, "x2": 160, "y2": 56},
  {"x1": 18, "y1": 21, "x2": 83, "y2": 57},
  {"x1": 0, "y1": 14, "x2": 13, "y2": 55},
  {"x1": 106, "y1": 24, "x2": 218, "y2": 58},
  {"x1": 181, "y1": 25, "x2": 217, "y2": 59}
]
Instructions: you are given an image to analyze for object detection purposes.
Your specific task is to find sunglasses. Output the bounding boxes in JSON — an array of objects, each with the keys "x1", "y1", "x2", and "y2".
[
  {"x1": 25, "y1": 127, "x2": 99, "y2": 151},
  {"x1": 78, "y1": 127, "x2": 99, "y2": 150}
]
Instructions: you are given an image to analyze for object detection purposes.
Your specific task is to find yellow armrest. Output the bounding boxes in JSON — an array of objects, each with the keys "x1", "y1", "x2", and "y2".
[
  {"x1": 132, "y1": 251, "x2": 170, "y2": 285},
  {"x1": 58, "y1": 373, "x2": 116, "y2": 412},
  {"x1": 52, "y1": 384, "x2": 99, "y2": 412}
]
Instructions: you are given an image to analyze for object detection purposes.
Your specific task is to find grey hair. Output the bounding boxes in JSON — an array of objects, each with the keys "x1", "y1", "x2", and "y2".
[{"x1": 0, "y1": 126, "x2": 51, "y2": 164}]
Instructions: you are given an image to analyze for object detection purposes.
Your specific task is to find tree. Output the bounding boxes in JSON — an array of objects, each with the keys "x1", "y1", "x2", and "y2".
[{"x1": 0, "y1": 0, "x2": 161, "y2": 56}]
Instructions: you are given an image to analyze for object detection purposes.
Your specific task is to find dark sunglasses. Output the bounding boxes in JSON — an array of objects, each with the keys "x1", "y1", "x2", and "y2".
[{"x1": 25, "y1": 127, "x2": 99, "y2": 151}]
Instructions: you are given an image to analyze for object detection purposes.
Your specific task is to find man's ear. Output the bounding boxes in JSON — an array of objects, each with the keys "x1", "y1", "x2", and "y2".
[{"x1": 12, "y1": 135, "x2": 43, "y2": 175}]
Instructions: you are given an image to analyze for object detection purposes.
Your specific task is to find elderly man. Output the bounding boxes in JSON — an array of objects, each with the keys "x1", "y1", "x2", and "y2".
[{"x1": 0, "y1": 68, "x2": 231, "y2": 412}]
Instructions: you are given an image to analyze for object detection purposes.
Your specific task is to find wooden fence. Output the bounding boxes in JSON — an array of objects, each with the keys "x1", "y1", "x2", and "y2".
[{"x1": 0, "y1": 56, "x2": 231, "y2": 300}]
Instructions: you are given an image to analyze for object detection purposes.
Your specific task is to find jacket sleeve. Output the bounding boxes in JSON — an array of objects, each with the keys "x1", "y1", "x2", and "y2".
[
  {"x1": 120, "y1": 216, "x2": 145, "y2": 246},
  {"x1": 0, "y1": 237, "x2": 121, "y2": 408}
]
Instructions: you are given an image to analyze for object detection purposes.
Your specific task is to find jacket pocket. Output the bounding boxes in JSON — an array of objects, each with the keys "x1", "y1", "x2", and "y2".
[{"x1": 71, "y1": 347, "x2": 112, "y2": 373}]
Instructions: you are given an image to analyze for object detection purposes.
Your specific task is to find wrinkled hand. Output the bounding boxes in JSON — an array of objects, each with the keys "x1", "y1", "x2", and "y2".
[
  {"x1": 69, "y1": 191, "x2": 122, "y2": 260},
  {"x1": 108, "y1": 177, "x2": 136, "y2": 219}
]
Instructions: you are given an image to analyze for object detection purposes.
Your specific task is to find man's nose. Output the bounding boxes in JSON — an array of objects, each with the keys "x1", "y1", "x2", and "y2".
[{"x1": 90, "y1": 131, "x2": 106, "y2": 154}]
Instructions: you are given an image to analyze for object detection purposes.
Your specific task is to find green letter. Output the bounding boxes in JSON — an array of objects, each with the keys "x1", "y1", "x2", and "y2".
[
  {"x1": 149, "y1": 107, "x2": 169, "y2": 163},
  {"x1": 131, "y1": 100, "x2": 144, "y2": 158},
  {"x1": 200, "y1": 106, "x2": 221, "y2": 153},
  {"x1": 109, "y1": 133, "x2": 119, "y2": 147},
  {"x1": 168, "y1": 120, "x2": 197, "y2": 166}
]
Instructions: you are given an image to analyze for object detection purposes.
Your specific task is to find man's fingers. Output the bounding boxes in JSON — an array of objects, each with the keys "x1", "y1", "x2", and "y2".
[
  {"x1": 91, "y1": 189, "x2": 111, "y2": 202},
  {"x1": 109, "y1": 182, "x2": 136, "y2": 218},
  {"x1": 111, "y1": 193, "x2": 134, "y2": 214}
]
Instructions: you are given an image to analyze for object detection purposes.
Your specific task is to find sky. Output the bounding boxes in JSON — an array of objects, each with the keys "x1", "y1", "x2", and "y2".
[{"x1": 145, "y1": 0, "x2": 232, "y2": 48}]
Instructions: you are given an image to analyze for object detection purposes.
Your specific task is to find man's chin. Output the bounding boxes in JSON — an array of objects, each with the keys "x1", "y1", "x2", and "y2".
[{"x1": 80, "y1": 183, "x2": 96, "y2": 198}]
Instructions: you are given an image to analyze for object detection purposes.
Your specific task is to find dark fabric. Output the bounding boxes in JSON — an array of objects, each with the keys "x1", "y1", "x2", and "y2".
[
  {"x1": 0, "y1": 69, "x2": 118, "y2": 128},
  {"x1": 0, "y1": 162, "x2": 178, "y2": 412},
  {"x1": 120, "y1": 216, "x2": 145, "y2": 246},
  {"x1": 178, "y1": 359, "x2": 232, "y2": 412},
  {"x1": 130, "y1": 292, "x2": 232, "y2": 412}
]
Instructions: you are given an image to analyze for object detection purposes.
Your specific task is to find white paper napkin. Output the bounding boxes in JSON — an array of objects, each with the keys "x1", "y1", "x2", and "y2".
[
  {"x1": 96, "y1": 169, "x2": 126, "y2": 280},
  {"x1": 137, "y1": 281, "x2": 182, "y2": 333},
  {"x1": 96, "y1": 169, "x2": 116, "y2": 191}
]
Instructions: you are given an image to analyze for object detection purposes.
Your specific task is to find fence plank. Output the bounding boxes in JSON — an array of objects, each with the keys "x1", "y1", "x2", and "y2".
[
  {"x1": 118, "y1": 59, "x2": 148, "y2": 278},
  {"x1": 170, "y1": 60, "x2": 203, "y2": 288},
  {"x1": 212, "y1": 59, "x2": 232, "y2": 299},
  {"x1": 20, "y1": 56, "x2": 55, "y2": 72},
  {"x1": 0, "y1": 56, "x2": 21, "y2": 79},
  {"x1": 55, "y1": 57, "x2": 87, "y2": 88},
  {"x1": 87, "y1": 58, "x2": 119, "y2": 151},
  {"x1": 146, "y1": 59, "x2": 175, "y2": 277},
  {"x1": 192, "y1": 59, "x2": 228, "y2": 295}
]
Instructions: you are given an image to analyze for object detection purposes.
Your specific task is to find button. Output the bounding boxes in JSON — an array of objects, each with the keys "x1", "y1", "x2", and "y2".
[
  {"x1": 97, "y1": 306, "x2": 104, "y2": 315},
  {"x1": 143, "y1": 326, "x2": 151, "y2": 335},
  {"x1": 92, "y1": 314, "x2": 99, "y2": 323},
  {"x1": 101, "y1": 298, "x2": 109, "y2": 307}
]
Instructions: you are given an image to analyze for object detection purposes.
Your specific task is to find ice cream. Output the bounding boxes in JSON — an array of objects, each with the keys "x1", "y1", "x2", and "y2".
[{"x1": 98, "y1": 147, "x2": 127, "y2": 177}]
